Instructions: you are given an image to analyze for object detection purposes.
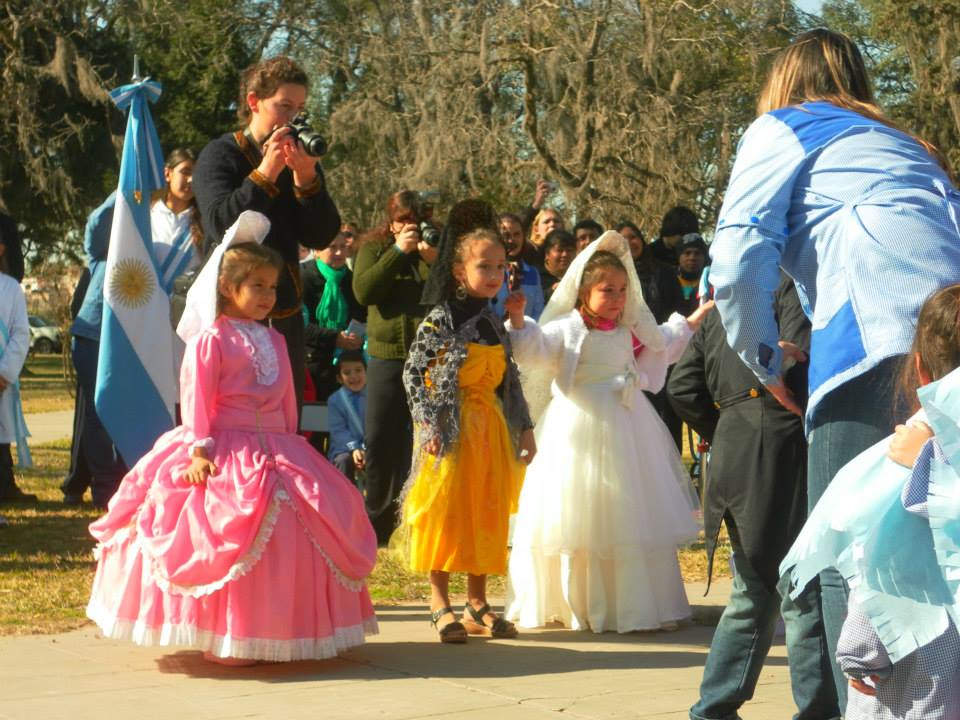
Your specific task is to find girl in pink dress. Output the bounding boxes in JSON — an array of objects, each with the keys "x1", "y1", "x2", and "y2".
[{"x1": 86, "y1": 211, "x2": 378, "y2": 664}]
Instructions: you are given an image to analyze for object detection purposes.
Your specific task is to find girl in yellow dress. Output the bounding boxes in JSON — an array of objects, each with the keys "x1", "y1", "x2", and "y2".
[{"x1": 401, "y1": 225, "x2": 537, "y2": 643}]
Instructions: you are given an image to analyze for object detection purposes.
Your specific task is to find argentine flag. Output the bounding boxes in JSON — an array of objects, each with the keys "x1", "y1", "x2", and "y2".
[{"x1": 95, "y1": 78, "x2": 175, "y2": 466}]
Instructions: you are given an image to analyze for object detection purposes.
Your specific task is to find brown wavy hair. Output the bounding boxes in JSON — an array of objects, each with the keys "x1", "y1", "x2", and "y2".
[
  {"x1": 758, "y1": 29, "x2": 950, "y2": 177},
  {"x1": 896, "y1": 284, "x2": 960, "y2": 416},
  {"x1": 358, "y1": 190, "x2": 422, "y2": 247},
  {"x1": 237, "y1": 56, "x2": 309, "y2": 123}
]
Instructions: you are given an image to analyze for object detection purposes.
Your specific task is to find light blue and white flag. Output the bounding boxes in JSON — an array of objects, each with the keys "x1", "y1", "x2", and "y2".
[{"x1": 95, "y1": 78, "x2": 175, "y2": 466}]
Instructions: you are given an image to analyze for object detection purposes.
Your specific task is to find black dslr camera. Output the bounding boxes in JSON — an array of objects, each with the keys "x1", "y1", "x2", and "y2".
[
  {"x1": 415, "y1": 191, "x2": 442, "y2": 247},
  {"x1": 286, "y1": 113, "x2": 328, "y2": 157}
]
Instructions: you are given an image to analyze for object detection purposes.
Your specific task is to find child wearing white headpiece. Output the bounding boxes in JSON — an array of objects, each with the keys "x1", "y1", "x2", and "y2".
[
  {"x1": 505, "y1": 231, "x2": 711, "y2": 633},
  {"x1": 86, "y1": 211, "x2": 378, "y2": 664}
]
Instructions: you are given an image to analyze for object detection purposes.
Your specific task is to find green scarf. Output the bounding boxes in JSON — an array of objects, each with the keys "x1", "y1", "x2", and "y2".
[{"x1": 314, "y1": 260, "x2": 349, "y2": 330}]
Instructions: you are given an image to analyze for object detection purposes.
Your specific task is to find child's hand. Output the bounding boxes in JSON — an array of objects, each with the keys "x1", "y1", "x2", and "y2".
[
  {"x1": 849, "y1": 675, "x2": 880, "y2": 696},
  {"x1": 518, "y1": 428, "x2": 537, "y2": 465},
  {"x1": 503, "y1": 291, "x2": 527, "y2": 328},
  {"x1": 0, "y1": 377, "x2": 8, "y2": 393},
  {"x1": 352, "y1": 448, "x2": 366, "y2": 470},
  {"x1": 887, "y1": 421, "x2": 934, "y2": 467},
  {"x1": 423, "y1": 436, "x2": 441, "y2": 456},
  {"x1": 182, "y1": 456, "x2": 217, "y2": 485},
  {"x1": 685, "y1": 300, "x2": 715, "y2": 332}
]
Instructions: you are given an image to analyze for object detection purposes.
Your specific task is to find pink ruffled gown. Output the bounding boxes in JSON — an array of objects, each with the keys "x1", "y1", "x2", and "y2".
[{"x1": 86, "y1": 316, "x2": 378, "y2": 661}]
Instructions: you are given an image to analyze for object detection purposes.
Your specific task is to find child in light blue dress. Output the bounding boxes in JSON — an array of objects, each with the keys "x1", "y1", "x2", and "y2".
[{"x1": 781, "y1": 284, "x2": 960, "y2": 719}]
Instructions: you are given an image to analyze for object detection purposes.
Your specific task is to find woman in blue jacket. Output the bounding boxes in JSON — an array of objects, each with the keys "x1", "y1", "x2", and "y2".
[{"x1": 709, "y1": 28, "x2": 960, "y2": 707}]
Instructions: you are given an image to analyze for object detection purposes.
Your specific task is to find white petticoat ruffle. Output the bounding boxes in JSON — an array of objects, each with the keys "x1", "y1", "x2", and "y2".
[{"x1": 87, "y1": 599, "x2": 378, "y2": 662}]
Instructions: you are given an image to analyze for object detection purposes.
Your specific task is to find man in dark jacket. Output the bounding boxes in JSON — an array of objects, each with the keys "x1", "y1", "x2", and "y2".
[{"x1": 669, "y1": 276, "x2": 839, "y2": 720}]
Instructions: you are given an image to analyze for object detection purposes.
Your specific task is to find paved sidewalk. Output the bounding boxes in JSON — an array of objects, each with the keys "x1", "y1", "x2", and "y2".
[
  {"x1": 0, "y1": 581, "x2": 797, "y2": 720},
  {"x1": 23, "y1": 409, "x2": 74, "y2": 445},
  {"x1": 3, "y1": 413, "x2": 798, "y2": 718}
]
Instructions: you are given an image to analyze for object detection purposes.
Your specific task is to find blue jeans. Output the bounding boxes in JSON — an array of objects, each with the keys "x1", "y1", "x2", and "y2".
[
  {"x1": 806, "y1": 356, "x2": 901, "y2": 709},
  {"x1": 690, "y1": 521, "x2": 840, "y2": 720}
]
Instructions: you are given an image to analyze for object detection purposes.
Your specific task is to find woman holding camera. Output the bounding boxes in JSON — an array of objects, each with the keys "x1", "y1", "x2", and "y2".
[
  {"x1": 193, "y1": 55, "x2": 341, "y2": 407},
  {"x1": 353, "y1": 191, "x2": 436, "y2": 543}
]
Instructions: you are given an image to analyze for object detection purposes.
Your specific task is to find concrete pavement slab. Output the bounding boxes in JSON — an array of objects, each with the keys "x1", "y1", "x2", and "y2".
[
  {"x1": 0, "y1": 585, "x2": 797, "y2": 720},
  {"x1": 22, "y1": 409, "x2": 73, "y2": 445}
]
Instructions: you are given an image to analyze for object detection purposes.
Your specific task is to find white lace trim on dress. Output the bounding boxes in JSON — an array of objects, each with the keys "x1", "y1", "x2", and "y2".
[
  {"x1": 278, "y1": 489, "x2": 369, "y2": 592},
  {"x1": 87, "y1": 598, "x2": 378, "y2": 662},
  {"x1": 147, "y1": 488, "x2": 286, "y2": 598},
  {"x1": 101, "y1": 485, "x2": 369, "y2": 598},
  {"x1": 190, "y1": 437, "x2": 215, "y2": 453},
  {"x1": 228, "y1": 319, "x2": 279, "y2": 386}
]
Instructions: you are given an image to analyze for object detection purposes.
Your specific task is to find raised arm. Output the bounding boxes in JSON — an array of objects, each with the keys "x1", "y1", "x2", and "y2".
[
  {"x1": 352, "y1": 240, "x2": 411, "y2": 306},
  {"x1": 192, "y1": 144, "x2": 276, "y2": 246},
  {"x1": 290, "y1": 167, "x2": 340, "y2": 251}
]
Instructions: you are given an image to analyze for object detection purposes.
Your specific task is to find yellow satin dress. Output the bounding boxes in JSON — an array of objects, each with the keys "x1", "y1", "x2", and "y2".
[{"x1": 403, "y1": 343, "x2": 525, "y2": 575}]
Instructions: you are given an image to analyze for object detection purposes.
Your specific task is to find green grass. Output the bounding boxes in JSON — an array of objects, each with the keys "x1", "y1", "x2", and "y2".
[{"x1": 20, "y1": 353, "x2": 74, "y2": 414}]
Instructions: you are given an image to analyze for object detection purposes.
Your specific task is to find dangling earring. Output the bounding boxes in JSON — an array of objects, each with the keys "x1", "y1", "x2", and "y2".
[{"x1": 455, "y1": 282, "x2": 468, "y2": 300}]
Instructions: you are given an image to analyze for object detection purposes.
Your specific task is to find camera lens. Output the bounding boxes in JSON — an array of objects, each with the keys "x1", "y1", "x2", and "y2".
[{"x1": 298, "y1": 130, "x2": 328, "y2": 157}]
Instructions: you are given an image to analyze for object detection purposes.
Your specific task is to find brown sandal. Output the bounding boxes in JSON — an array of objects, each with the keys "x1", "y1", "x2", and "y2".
[
  {"x1": 463, "y1": 603, "x2": 518, "y2": 638},
  {"x1": 430, "y1": 606, "x2": 468, "y2": 644}
]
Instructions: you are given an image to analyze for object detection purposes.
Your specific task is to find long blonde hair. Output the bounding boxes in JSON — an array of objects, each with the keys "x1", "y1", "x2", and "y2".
[
  {"x1": 528, "y1": 207, "x2": 563, "y2": 248},
  {"x1": 758, "y1": 29, "x2": 949, "y2": 176}
]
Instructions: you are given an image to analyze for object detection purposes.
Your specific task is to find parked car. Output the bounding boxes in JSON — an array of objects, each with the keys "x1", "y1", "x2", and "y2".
[{"x1": 28, "y1": 315, "x2": 62, "y2": 354}]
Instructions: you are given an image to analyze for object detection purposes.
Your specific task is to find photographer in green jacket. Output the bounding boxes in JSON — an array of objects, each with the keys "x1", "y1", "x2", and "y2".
[{"x1": 353, "y1": 190, "x2": 437, "y2": 543}]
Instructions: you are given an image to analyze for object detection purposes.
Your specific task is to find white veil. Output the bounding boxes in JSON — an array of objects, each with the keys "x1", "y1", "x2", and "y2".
[
  {"x1": 521, "y1": 230, "x2": 665, "y2": 422},
  {"x1": 176, "y1": 210, "x2": 271, "y2": 345},
  {"x1": 541, "y1": 230, "x2": 664, "y2": 350}
]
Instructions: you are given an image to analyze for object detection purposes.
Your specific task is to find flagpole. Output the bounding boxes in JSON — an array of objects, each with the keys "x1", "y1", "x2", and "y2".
[{"x1": 132, "y1": 54, "x2": 142, "y2": 83}]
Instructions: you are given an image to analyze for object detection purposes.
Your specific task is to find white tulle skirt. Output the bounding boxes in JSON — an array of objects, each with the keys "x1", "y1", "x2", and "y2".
[{"x1": 506, "y1": 379, "x2": 700, "y2": 633}]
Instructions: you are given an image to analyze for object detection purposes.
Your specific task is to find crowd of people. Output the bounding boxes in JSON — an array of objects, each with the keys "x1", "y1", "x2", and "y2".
[{"x1": 1, "y1": 27, "x2": 960, "y2": 719}]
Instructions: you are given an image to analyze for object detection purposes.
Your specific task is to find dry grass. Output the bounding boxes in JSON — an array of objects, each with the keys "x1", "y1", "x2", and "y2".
[
  {"x1": 0, "y1": 440, "x2": 99, "y2": 635},
  {"x1": 1, "y1": 401, "x2": 728, "y2": 634}
]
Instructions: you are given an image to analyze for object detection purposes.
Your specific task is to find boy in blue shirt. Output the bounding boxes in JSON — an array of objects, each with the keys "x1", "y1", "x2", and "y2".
[{"x1": 327, "y1": 350, "x2": 367, "y2": 485}]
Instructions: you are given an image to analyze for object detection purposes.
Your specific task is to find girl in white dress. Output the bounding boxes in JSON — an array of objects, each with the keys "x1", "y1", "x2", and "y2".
[
  {"x1": 504, "y1": 231, "x2": 709, "y2": 633},
  {"x1": 0, "y1": 223, "x2": 32, "y2": 504}
]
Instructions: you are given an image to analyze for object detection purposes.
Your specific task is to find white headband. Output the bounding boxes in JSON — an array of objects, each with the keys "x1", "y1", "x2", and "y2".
[{"x1": 176, "y1": 210, "x2": 271, "y2": 344}]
